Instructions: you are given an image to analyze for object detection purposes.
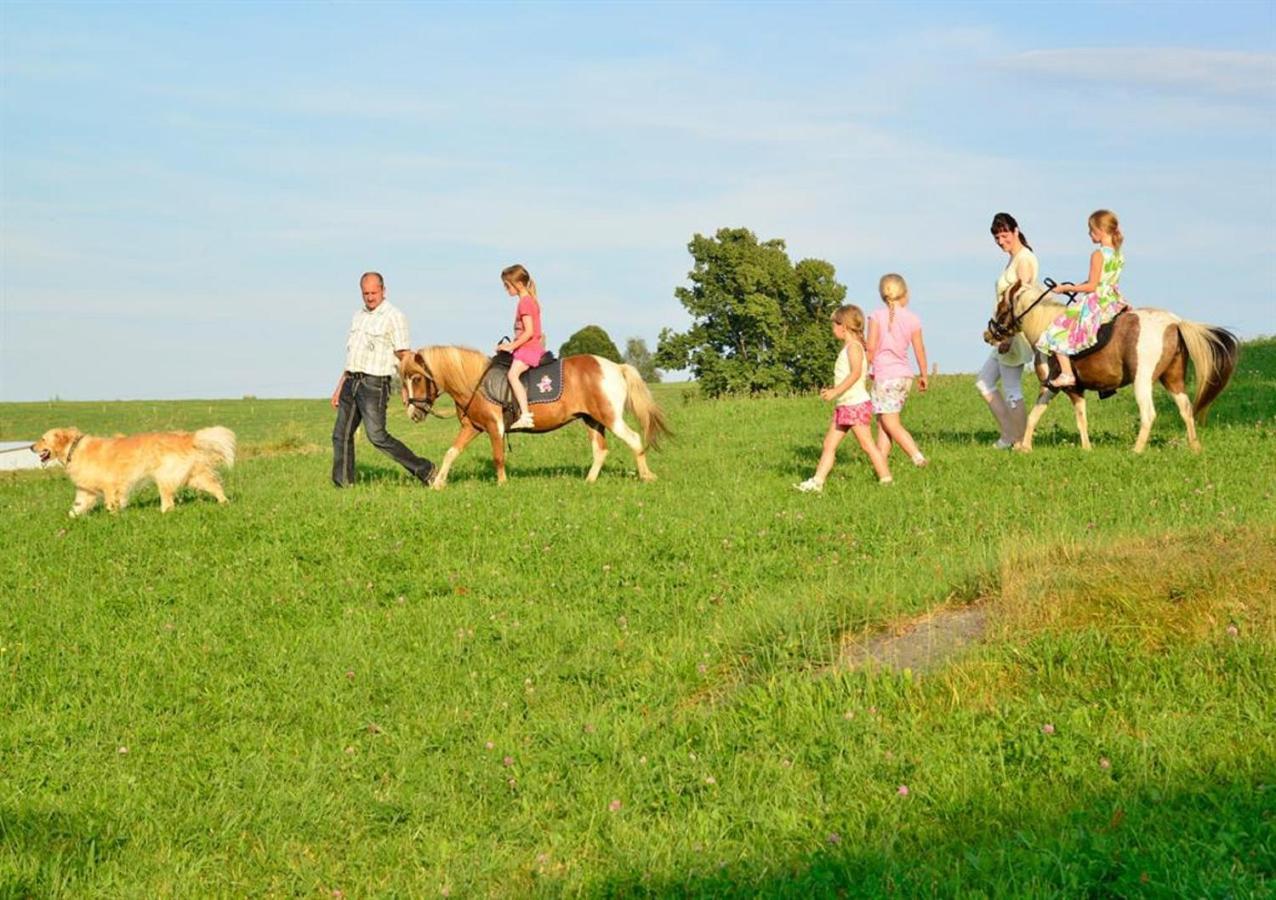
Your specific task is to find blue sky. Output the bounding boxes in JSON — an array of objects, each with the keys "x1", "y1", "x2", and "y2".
[{"x1": 2, "y1": 1, "x2": 1273, "y2": 400}]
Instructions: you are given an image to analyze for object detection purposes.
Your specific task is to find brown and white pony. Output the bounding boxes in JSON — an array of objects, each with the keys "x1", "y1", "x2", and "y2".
[
  {"x1": 986, "y1": 283, "x2": 1238, "y2": 453},
  {"x1": 400, "y1": 346, "x2": 670, "y2": 487}
]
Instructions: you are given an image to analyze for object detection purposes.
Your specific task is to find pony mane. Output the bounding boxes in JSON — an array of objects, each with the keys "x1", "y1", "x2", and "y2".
[{"x1": 419, "y1": 345, "x2": 489, "y2": 390}]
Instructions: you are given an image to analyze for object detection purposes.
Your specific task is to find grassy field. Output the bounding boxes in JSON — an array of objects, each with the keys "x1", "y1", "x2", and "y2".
[{"x1": 2, "y1": 341, "x2": 1274, "y2": 897}]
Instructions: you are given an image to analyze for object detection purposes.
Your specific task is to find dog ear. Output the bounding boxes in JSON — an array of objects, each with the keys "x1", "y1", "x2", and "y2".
[{"x1": 57, "y1": 428, "x2": 82, "y2": 457}]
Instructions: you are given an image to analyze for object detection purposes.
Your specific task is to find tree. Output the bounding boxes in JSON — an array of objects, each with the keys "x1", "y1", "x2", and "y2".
[
  {"x1": 559, "y1": 325, "x2": 622, "y2": 362},
  {"x1": 622, "y1": 338, "x2": 662, "y2": 383},
  {"x1": 655, "y1": 227, "x2": 845, "y2": 397}
]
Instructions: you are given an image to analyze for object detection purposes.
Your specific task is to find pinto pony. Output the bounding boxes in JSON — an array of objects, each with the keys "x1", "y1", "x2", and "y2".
[
  {"x1": 400, "y1": 346, "x2": 670, "y2": 487},
  {"x1": 986, "y1": 283, "x2": 1238, "y2": 453}
]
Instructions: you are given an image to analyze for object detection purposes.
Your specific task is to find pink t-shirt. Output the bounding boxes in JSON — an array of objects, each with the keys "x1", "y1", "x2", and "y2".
[
  {"x1": 868, "y1": 306, "x2": 921, "y2": 380},
  {"x1": 514, "y1": 294, "x2": 545, "y2": 355}
]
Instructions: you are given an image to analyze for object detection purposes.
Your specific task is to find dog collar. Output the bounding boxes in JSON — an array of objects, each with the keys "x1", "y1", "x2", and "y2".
[{"x1": 65, "y1": 434, "x2": 85, "y2": 464}]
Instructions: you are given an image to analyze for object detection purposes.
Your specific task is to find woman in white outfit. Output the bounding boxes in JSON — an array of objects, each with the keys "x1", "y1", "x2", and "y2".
[{"x1": 977, "y1": 212, "x2": 1040, "y2": 448}]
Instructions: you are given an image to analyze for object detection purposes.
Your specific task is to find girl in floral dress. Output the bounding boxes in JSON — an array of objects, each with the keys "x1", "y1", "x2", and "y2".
[{"x1": 1037, "y1": 209, "x2": 1129, "y2": 388}]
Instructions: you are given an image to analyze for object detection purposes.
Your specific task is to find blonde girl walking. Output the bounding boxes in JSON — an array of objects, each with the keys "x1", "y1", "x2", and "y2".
[
  {"x1": 495, "y1": 264, "x2": 547, "y2": 430},
  {"x1": 796, "y1": 305, "x2": 892, "y2": 491},
  {"x1": 867, "y1": 273, "x2": 929, "y2": 466}
]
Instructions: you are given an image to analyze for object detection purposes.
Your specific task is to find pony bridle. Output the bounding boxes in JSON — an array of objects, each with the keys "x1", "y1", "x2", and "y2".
[
  {"x1": 404, "y1": 371, "x2": 439, "y2": 416},
  {"x1": 987, "y1": 278, "x2": 1059, "y2": 341}
]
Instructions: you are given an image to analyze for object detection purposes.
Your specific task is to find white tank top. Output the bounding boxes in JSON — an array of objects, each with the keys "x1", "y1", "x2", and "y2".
[
  {"x1": 994, "y1": 247, "x2": 1040, "y2": 367},
  {"x1": 833, "y1": 340, "x2": 870, "y2": 406}
]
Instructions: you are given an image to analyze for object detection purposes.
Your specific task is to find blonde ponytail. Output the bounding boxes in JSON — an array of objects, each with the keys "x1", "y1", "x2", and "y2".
[
  {"x1": 501, "y1": 263, "x2": 537, "y2": 296},
  {"x1": 878, "y1": 273, "x2": 908, "y2": 328},
  {"x1": 1088, "y1": 209, "x2": 1124, "y2": 253}
]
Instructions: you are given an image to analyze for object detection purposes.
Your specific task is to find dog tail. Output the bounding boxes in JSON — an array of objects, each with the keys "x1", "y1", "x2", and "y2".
[{"x1": 194, "y1": 426, "x2": 237, "y2": 468}]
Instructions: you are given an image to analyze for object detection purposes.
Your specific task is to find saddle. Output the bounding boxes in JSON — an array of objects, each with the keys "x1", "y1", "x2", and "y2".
[
  {"x1": 1044, "y1": 309, "x2": 1128, "y2": 398},
  {"x1": 481, "y1": 351, "x2": 564, "y2": 427}
]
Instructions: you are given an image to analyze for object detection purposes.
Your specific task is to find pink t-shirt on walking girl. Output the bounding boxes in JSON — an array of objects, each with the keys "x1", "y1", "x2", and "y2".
[{"x1": 868, "y1": 306, "x2": 921, "y2": 380}]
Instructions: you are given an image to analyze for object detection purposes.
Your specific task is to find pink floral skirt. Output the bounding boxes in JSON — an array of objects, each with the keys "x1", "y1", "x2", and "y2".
[{"x1": 834, "y1": 401, "x2": 874, "y2": 427}]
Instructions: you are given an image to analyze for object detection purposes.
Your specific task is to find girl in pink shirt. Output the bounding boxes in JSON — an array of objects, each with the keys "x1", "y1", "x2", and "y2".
[
  {"x1": 496, "y1": 264, "x2": 546, "y2": 430},
  {"x1": 866, "y1": 273, "x2": 929, "y2": 467}
]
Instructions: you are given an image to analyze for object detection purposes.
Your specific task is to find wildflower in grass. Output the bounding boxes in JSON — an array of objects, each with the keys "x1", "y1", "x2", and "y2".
[
  {"x1": 508, "y1": 778, "x2": 517, "y2": 788},
  {"x1": 117, "y1": 746, "x2": 128, "y2": 755},
  {"x1": 1227, "y1": 623, "x2": 1239, "y2": 637},
  {"x1": 609, "y1": 799, "x2": 622, "y2": 812},
  {"x1": 705, "y1": 775, "x2": 716, "y2": 785},
  {"x1": 344, "y1": 670, "x2": 355, "y2": 681},
  {"x1": 584, "y1": 723, "x2": 596, "y2": 734},
  {"x1": 638, "y1": 756, "x2": 647, "y2": 765},
  {"x1": 503, "y1": 756, "x2": 514, "y2": 767},
  {"x1": 485, "y1": 741, "x2": 495, "y2": 750},
  {"x1": 897, "y1": 785, "x2": 909, "y2": 796},
  {"x1": 1099, "y1": 757, "x2": 1112, "y2": 770},
  {"x1": 697, "y1": 663, "x2": 708, "y2": 675},
  {"x1": 843, "y1": 711, "x2": 854, "y2": 720},
  {"x1": 827, "y1": 833, "x2": 841, "y2": 845},
  {"x1": 1041, "y1": 723, "x2": 1055, "y2": 735}
]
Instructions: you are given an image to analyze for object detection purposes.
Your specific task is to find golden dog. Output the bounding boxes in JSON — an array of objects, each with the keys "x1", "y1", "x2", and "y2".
[{"x1": 32, "y1": 426, "x2": 236, "y2": 517}]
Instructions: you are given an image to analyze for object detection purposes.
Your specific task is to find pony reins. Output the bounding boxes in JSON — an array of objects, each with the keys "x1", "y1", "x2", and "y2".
[{"x1": 989, "y1": 278, "x2": 1075, "y2": 340}]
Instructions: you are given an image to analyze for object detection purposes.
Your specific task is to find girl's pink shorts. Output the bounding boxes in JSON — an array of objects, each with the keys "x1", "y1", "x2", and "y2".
[
  {"x1": 513, "y1": 343, "x2": 546, "y2": 367},
  {"x1": 834, "y1": 401, "x2": 873, "y2": 428}
]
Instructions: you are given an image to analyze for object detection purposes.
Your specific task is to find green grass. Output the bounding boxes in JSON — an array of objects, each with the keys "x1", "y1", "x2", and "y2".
[{"x1": 2, "y1": 341, "x2": 1274, "y2": 897}]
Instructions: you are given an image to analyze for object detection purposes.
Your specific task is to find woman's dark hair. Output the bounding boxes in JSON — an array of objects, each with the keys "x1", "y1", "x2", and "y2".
[{"x1": 990, "y1": 212, "x2": 1031, "y2": 251}]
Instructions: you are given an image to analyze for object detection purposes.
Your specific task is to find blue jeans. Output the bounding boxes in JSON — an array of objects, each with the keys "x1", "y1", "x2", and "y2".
[{"x1": 331, "y1": 373, "x2": 435, "y2": 487}]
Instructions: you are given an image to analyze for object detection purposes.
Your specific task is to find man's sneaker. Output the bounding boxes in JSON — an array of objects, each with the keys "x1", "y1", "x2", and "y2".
[
  {"x1": 794, "y1": 478, "x2": 823, "y2": 493},
  {"x1": 992, "y1": 439, "x2": 1014, "y2": 450},
  {"x1": 511, "y1": 412, "x2": 535, "y2": 430}
]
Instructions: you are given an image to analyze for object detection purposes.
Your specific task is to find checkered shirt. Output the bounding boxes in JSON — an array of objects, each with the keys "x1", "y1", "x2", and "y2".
[{"x1": 343, "y1": 301, "x2": 410, "y2": 377}]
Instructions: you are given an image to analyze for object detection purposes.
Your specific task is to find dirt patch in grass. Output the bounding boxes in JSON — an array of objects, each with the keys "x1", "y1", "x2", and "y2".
[
  {"x1": 834, "y1": 525, "x2": 1275, "y2": 676},
  {"x1": 838, "y1": 605, "x2": 989, "y2": 674}
]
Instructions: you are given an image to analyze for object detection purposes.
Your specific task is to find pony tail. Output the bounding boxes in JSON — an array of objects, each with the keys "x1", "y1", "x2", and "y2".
[
  {"x1": 1112, "y1": 228, "x2": 1124, "y2": 252},
  {"x1": 1019, "y1": 232, "x2": 1033, "y2": 251}
]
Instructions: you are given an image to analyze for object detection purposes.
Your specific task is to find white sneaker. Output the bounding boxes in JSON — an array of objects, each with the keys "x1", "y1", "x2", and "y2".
[
  {"x1": 992, "y1": 439, "x2": 1013, "y2": 450},
  {"x1": 511, "y1": 412, "x2": 535, "y2": 430},
  {"x1": 795, "y1": 478, "x2": 823, "y2": 493}
]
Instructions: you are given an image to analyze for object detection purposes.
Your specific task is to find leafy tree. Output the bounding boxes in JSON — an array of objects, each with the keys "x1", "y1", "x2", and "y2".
[
  {"x1": 622, "y1": 338, "x2": 662, "y2": 383},
  {"x1": 655, "y1": 227, "x2": 845, "y2": 397},
  {"x1": 559, "y1": 325, "x2": 622, "y2": 362}
]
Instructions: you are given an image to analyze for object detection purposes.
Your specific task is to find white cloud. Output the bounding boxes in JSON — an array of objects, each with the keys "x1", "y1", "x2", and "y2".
[{"x1": 1004, "y1": 47, "x2": 1275, "y2": 99}]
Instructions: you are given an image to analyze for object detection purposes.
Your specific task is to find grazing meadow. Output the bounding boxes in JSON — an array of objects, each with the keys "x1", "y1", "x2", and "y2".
[{"x1": 2, "y1": 341, "x2": 1274, "y2": 896}]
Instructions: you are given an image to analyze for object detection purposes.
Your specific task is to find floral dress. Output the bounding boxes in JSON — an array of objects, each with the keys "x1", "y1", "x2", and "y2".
[{"x1": 1036, "y1": 246, "x2": 1128, "y2": 356}]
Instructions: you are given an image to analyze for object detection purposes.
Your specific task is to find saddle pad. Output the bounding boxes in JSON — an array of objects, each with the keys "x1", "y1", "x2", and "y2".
[
  {"x1": 1044, "y1": 310, "x2": 1128, "y2": 397},
  {"x1": 481, "y1": 354, "x2": 564, "y2": 408},
  {"x1": 1071, "y1": 309, "x2": 1127, "y2": 361}
]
